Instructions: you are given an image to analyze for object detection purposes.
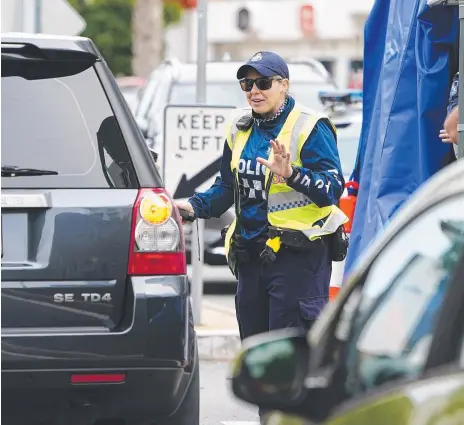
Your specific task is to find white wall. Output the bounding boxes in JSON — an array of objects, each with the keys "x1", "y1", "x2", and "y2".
[
  {"x1": 165, "y1": 0, "x2": 374, "y2": 88},
  {"x1": 205, "y1": 0, "x2": 374, "y2": 42}
]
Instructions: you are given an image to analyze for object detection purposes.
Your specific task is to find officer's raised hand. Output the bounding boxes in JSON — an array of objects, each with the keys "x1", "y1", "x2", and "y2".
[{"x1": 257, "y1": 139, "x2": 292, "y2": 178}]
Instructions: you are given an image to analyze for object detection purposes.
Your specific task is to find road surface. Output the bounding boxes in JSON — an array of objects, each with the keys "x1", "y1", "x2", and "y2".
[{"x1": 200, "y1": 360, "x2": 259, "y2": 425}]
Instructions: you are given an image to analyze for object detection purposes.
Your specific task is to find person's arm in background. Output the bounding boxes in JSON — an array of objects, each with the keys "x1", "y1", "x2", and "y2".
[
  {"x1": 184, "y1": 139, "x2": 235, "y2": 219},
  {"x1": 286, "y1": 119, "x2": 345, "y2": 207},
  {"x1": 442, "y1": 106, "x2": 459, "y2": 144},
  {"x1": 440, "y1": 72, "x2": 459, "y2": 145}
]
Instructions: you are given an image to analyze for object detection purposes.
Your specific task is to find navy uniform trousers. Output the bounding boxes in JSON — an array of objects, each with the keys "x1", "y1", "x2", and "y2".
[{"x1": 234, "y1": 238, "x2": 332, "y2": 341}]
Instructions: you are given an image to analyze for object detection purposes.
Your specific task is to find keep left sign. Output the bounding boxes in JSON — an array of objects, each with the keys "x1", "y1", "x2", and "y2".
[{"x1": 163, "y1": 105, "x2": 235, "y2": 199}]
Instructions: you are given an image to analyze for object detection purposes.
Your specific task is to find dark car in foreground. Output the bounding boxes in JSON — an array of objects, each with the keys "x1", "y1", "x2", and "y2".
[
  {"x1": 230, "y1": 158, "x2": 464, "y2": 424},
  {"x1": 1, "y1": 33, "x2": 199, "y2": 425}
]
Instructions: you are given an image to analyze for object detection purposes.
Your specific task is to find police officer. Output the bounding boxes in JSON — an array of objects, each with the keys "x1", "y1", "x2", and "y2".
[{"x1": 176, "y1": 51, "x2": 347, "y2": 341}]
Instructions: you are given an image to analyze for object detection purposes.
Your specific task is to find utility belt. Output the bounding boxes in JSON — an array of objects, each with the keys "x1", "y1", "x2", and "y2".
[
  {"x1": 260, "y1": 226, "x2": 348, "y2": 264},
  {"x1": 222, "y1": 224, "x2": 349, "y2": 274}
]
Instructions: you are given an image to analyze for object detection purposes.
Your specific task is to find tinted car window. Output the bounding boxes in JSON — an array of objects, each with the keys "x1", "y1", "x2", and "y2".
[
  {"x1": 2, "y1": 62, "x2": 138, "y2": 188},
  {"x1": 169, "y1": 82, "x2": 331, "y2": 111},
  {"x1": 340, "y1": 196, "x2": 464, "y2": 396}
]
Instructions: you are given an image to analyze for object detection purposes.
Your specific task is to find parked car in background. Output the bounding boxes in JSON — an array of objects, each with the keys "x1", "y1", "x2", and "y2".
[
  {"x1": 135, "y1": 59, "x2": 338, "y2": 273},
  {"x1": 2, "y1": 33, "x2": 199, "y2": 425},
  {"x1": 116, "y1": 75, "x2": 145, "y2": 113},
  {"x1": 230, "y1": 158, "x2": 464, "y2": 425}
]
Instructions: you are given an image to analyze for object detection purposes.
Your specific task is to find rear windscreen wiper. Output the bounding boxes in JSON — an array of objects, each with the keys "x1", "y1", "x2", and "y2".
[{"x1": 1, "y1": 165, "x2": 59, "y2": 177}]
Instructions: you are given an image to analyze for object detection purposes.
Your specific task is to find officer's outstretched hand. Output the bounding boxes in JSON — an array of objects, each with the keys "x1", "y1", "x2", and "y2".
[
  {"x1": 257, "y1": 139, "x2": 293, "y2": 179},
  {"x1": 175, "y1": 201, "x2": 196, "y2": 224}
]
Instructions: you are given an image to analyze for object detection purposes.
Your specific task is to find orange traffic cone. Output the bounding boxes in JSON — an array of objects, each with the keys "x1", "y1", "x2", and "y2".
[
  {"x1": 339, "y1": 181, "x2": 359, "y2": 234},
  {"x1": 329, "y1": 181, "x2": 359, "y2": 302},
  {"x1": 329, "y1": 284, "x2": 341, "y2": 301}
]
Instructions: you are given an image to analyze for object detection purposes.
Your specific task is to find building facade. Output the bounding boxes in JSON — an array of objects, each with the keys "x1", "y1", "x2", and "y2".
[{"x1": 165, "y1": 0, "x2": 374, "y2": 88}]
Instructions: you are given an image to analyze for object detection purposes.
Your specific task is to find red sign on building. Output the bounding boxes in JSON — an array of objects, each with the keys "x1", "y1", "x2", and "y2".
[
  {"x1": 178, "y1": 0, "x2": 197, "y2": 8},
  {"x1": 300, "y1": 4, "x2": 315, "y2": 37}
]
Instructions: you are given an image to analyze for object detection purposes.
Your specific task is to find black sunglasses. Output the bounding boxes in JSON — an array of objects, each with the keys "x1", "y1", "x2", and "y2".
[{"x1": 239, "y1": 76, "x2": 283, "y2": 92}]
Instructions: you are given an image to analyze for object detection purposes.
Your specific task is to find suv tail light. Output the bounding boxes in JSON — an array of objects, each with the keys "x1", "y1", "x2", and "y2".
[{"x1": 128, "y1": 188, "x2": 186, "y2": 275}]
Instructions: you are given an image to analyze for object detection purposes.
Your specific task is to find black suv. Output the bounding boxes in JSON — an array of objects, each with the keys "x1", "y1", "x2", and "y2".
[{"x1": 1, "y1": 33, "x2": 199, "y2": 425}]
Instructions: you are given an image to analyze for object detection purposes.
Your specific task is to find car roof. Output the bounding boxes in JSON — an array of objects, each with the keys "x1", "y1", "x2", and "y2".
[
  {"x1": 1, "y1": 32, "x2": 101, "y2": 60},
  {"x1": 171, "y1": 61, "x2": 330, "y2": 84}
]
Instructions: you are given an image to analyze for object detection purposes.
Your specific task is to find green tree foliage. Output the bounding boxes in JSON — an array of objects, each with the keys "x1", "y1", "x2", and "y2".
[{"x1": 68, "y1": 0, "x2": 182, "y2": 76}]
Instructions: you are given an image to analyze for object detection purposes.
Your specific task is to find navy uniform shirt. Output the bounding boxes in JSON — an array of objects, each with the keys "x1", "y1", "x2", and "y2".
[{"x1": 188, "y1": 96, "x2": 345, "y2": 241}]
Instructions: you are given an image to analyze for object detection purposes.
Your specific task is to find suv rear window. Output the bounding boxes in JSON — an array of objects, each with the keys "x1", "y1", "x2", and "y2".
[{"x1": 2, "y1": 59, "x2": 138, "y2": 188}]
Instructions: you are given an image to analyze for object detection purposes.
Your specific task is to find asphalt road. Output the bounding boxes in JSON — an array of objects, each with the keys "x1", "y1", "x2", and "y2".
[
  {"x1": 200, "y1": 360, "x2": 259, "y2": 425},
  {"x1": 204, "y1": 293, "x2": 236, "y2": 311}
]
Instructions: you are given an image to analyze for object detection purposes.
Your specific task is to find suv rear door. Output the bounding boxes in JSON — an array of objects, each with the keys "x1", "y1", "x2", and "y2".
[{"x1": 1, "y1": 39, "x2": 153, "y2": 332}]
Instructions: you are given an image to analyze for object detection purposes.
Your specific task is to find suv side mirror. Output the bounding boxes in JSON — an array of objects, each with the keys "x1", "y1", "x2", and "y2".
[
  {"x1": 230, "y1": 329, "x2": 310, "y2": 408},
  {"x1": 231, "y1": 329, "x2": 339, "y2": 424}
]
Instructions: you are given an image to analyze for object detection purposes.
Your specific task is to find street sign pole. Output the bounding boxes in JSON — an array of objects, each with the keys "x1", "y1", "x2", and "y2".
[
  {"x1": 22, "y1": 0, "x2": 36, "y2": 32},
  {"x1": 192, "y1": 0, "x2": 208, "y2": 325},
  {"x1": 35, "y1": 0, "x2": 42, "y2": 33},
  {"x1": 20, "y1": 0, "x2": 42, "y2": 32}
]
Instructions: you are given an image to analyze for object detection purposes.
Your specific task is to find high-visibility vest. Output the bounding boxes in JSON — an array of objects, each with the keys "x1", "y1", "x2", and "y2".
[{"x1": 223, "y1": 102, "x2": 348, "y2": 264}]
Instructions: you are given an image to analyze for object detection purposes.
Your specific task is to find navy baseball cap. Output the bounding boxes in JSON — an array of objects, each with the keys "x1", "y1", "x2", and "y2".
[{"x1": 236, "y1": 51, "x2": 290, "y2": 80}]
